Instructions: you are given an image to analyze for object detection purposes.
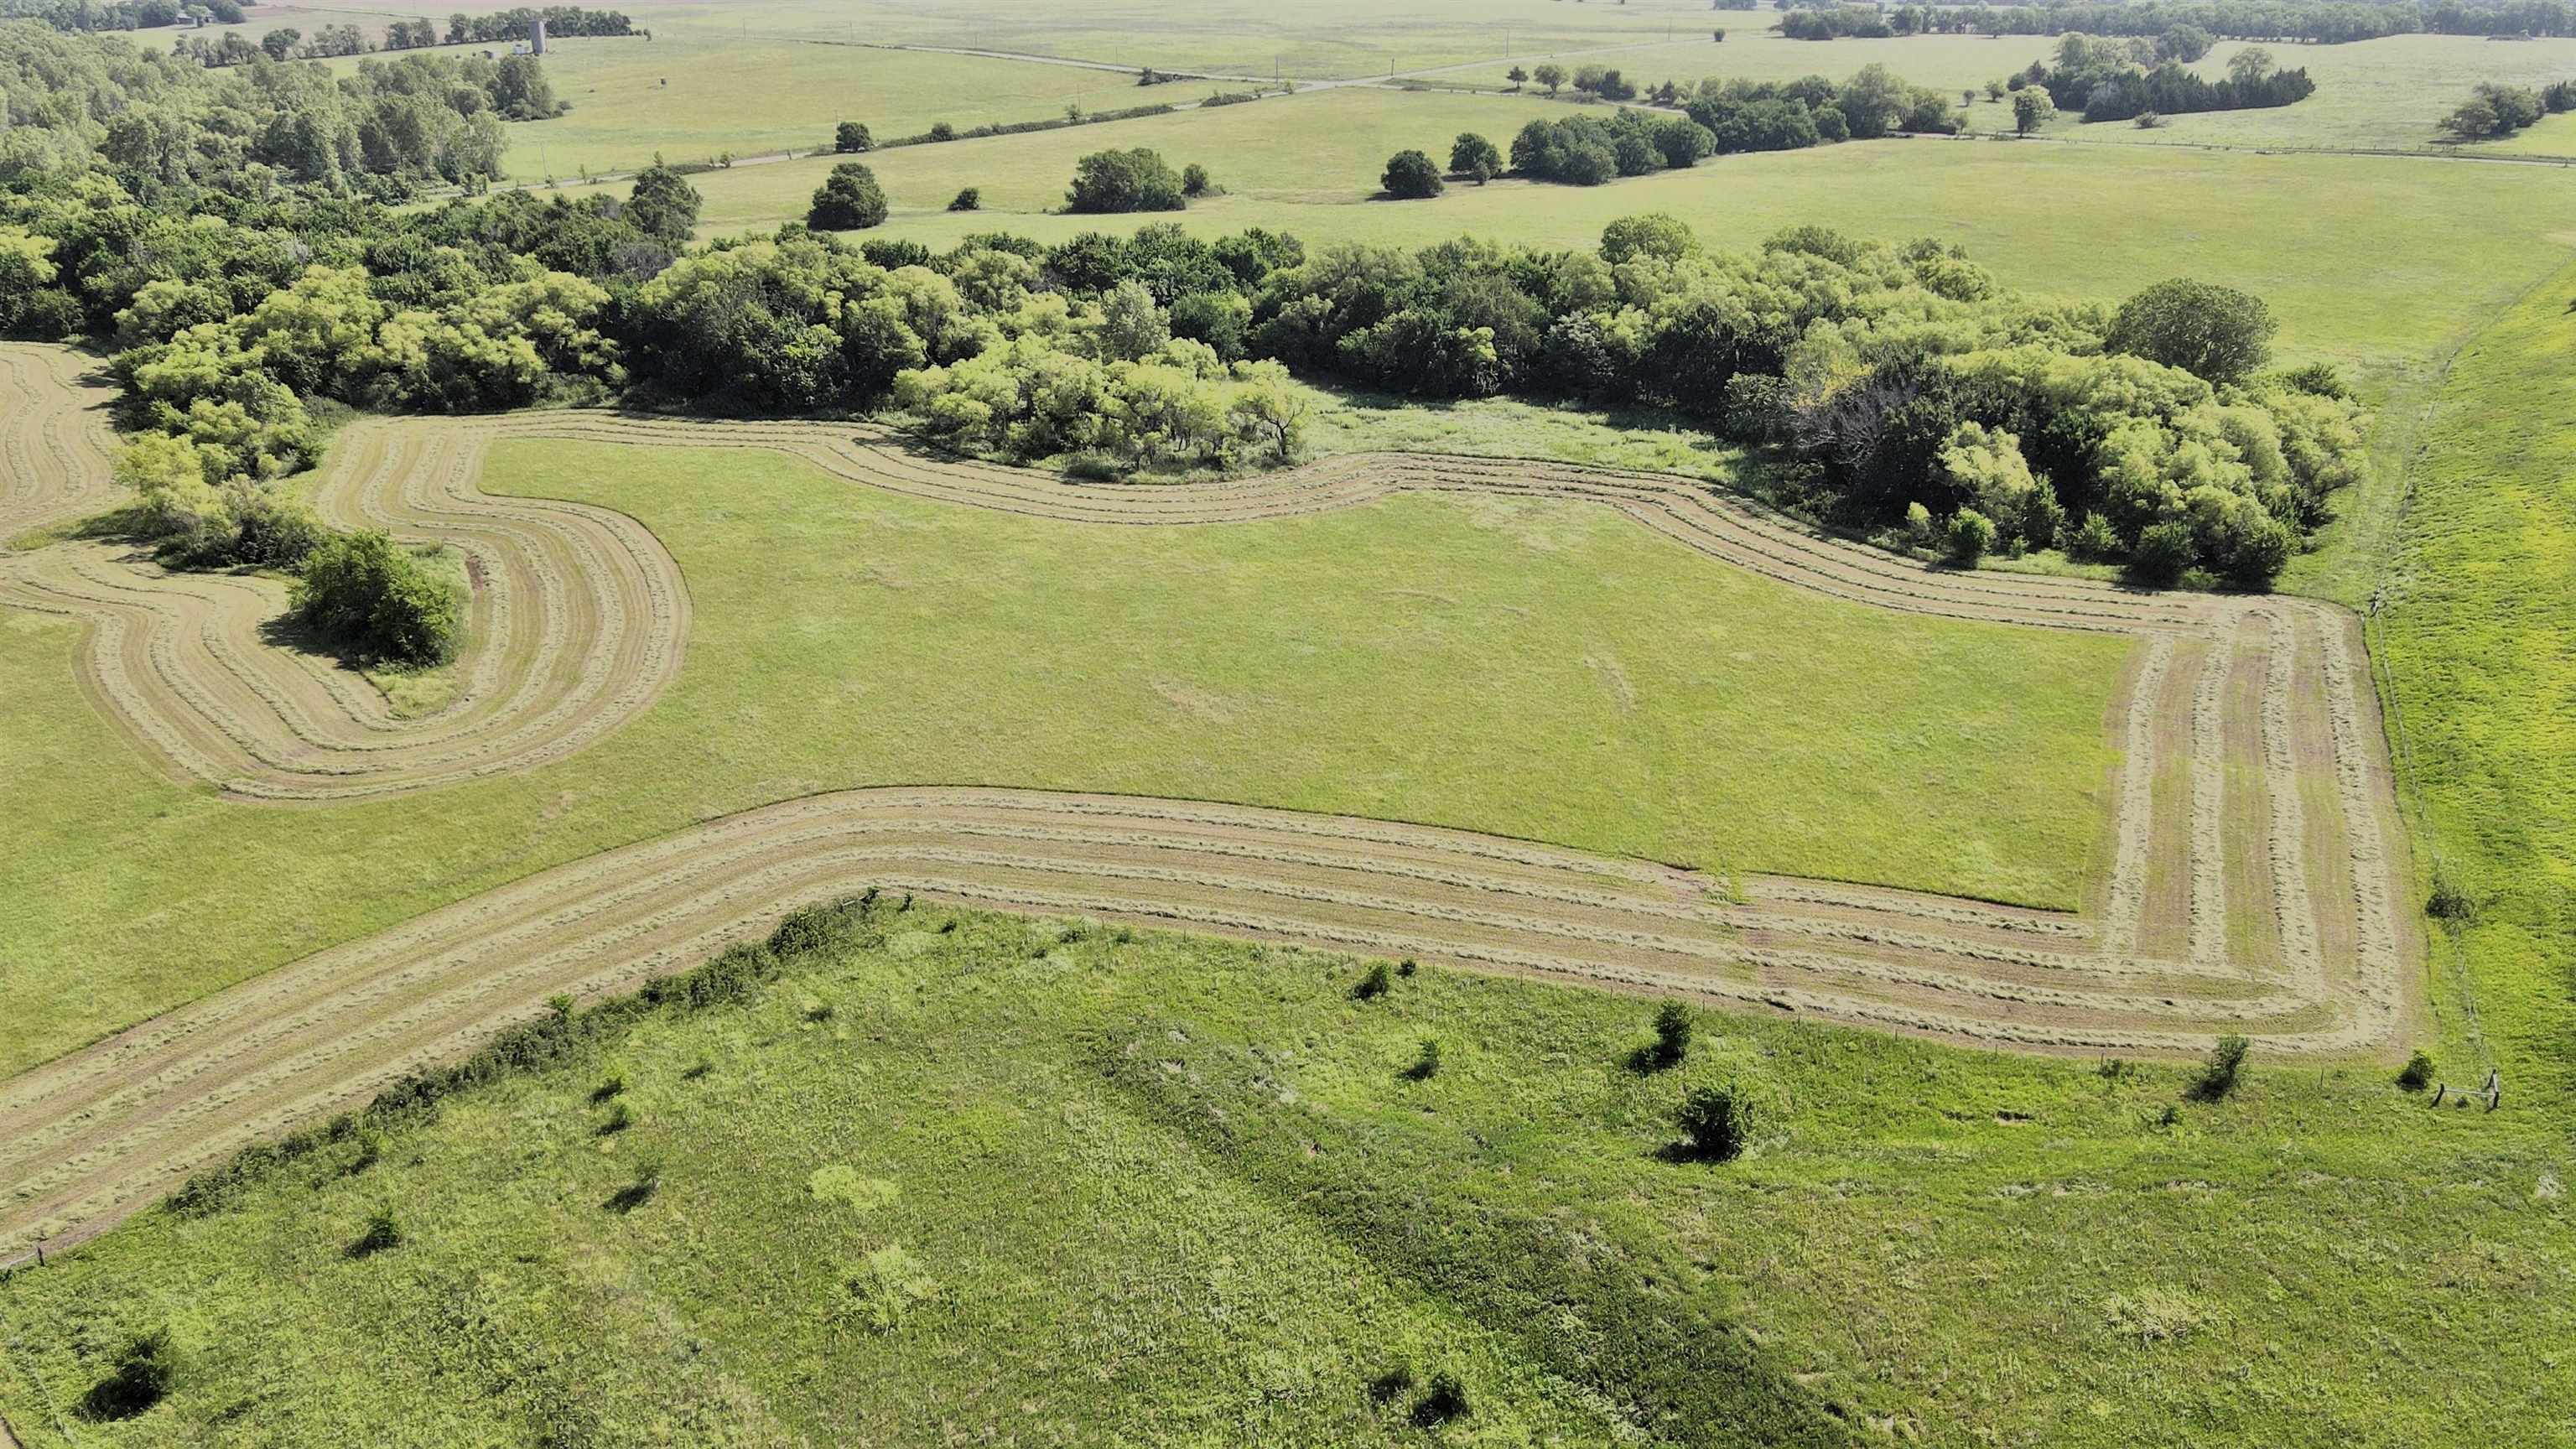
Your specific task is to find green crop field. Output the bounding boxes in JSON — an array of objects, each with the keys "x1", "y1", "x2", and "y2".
[
  {"x1": 0, "y1": 436, "x2": 2123, "y2": 1077},
  {"x1": 2, "y1": 901, "x2": 2563, "y2": 1445}
]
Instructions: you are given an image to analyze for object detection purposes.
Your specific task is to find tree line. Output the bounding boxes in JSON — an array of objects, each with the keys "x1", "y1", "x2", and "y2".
[
  {"x1": 2008, "y1": 34, "x2": 2315, "y2": 122},
  {"x1": 1931, "y1": 0, "x2": 2576, "y2": 41},
  {"x1": 3, "y1": 24, "x2": 2364, "y2": 598}
]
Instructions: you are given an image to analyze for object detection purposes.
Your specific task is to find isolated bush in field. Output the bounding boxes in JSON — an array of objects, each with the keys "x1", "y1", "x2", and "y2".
[
  {"x1": 927, "y1": 120, "x2": 958, "y2": 142},
  {"x1": 1380, "y1": 148, "x2": 1444, "y2": 199},
  {"x1": 1450, "y1": 131, "x2": 1502, "y2": 182},
  {"x1": 1066, "y1": 147, "x2": 1187, "y2": 212},
  {"x1": 1410, "y1": 1371, "x2": 1471, "y2": 1427},
  {"x1": 2194, "y1": 1034, "x2": 2250, "y2": 1099},
  {"x1": 1945, "y1": 508, "x2": 1997, "y2": 566},
  {"x1": 948, "y1": 186, "x2": 980, "y2": 212},
  {"x1": 351, "y1": 1204, "x2": 402, "y2": 1255},
  {"x1": 833, "y1": 120, "x2": 873, "y2": 153},
  {"x1": 2106, "y1": 278, "x2": 2276, "y2": 383},
  {"x1": 2134, "y1": 109, "x2": 2165, "y2": 129},
  {"x1": 2426, "y1": 870, "x2": 2477, "y2": 924},
  {"x1": 80, "y1": 1327, "x2": 177, "y2": 1420},
  {"x1": 290, "y1": 530, "x2": 463, "y2": 667},
  {"x1": 1675, "y1": 1084, "x2": 1756, "y2": 1162},
  {"x1": 1353, "y1": 961, "x2": 1394, "y2": 1000},
  {"x1": 2397, "y1": 1050, "x2": 2435, "y2": 1092},
  {"x1": 1652, "y1": 1000, "x2": 1693, "y2": 1067},
  {"x1": 1182, "y1": 162, "x2": 1213, "y2": 196},
  {"x1": 1402, "y1": 1037, "x2": 1443, "y2": 1080},
  {"x1": 808, "y1": 162, "x2": 888, "y2": 231}
]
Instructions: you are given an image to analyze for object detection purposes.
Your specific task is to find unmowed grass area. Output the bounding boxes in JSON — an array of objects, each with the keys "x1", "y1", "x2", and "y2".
[
  {"x1": 2371, "y1": 256, "x2": 2576, "y2": 1095},
  {"x1": 3, "y1": 901, "x2": 2564, "y2": 1445},
  {"x1": 0, "y1": 437, "x2": 2123, "y2": 1076}
]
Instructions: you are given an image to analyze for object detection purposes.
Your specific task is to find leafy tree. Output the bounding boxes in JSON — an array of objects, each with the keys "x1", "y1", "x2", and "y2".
[
  {"x1": 2106, "y1": 278, "x2": 2275, "y2": 382},
  {"x1": 2226, "y1": 47, "x2": 2275, "y2": 85},
  {"x1": 2130, "y1": 518, "x2": 2198, "y2": 585},
  {"x1": 1450, "y1": 132, "x2": 1503, "y2": 183},
  {"x1": 1599, "y1": 212, "x2": 1694, "y2": 264},
  {"x1": 2154, "y1": 23, "x2": 2214, "y2": 62},
  {"x1": 1533, "y1": 61, "x2": 1566, "y2": 96},
  {"x1": 259, "y1": 26, "x2": 298, "y2": 60},
  {"x1": 834, "y1": 121, "x2": 873, "y2": 153},
  {"x1": 623, "y1": 163, "x2": 701, "y2": 247},
  {"x1": 1181, "y1": 162, "x2": 1213, "y2": 196},
  {"x1": 1066, "y1": 148, "x2": 1187, "y2": 213},
  {"x1": 948, "y1": 186, "x2": 980, "y2": 211},
  {"x1": 2443, "y1": 83, "x2": 2545, "y2": 140},
  {"x1": 1380, "y1": 148, "x2": 1444, "y2": 199},
  {"x1": 291, "y1": 530, "x2": 464, "y2": 666},
  {"x1": 1506, "y1": 64, "x2": 1528, "y2": 87},
  {"x1": 808, "y1": 162, "x2": 889, "y2": 230},
  {"x1": 2011, "y1": 84, "x2": 2056, "y2": 134}
]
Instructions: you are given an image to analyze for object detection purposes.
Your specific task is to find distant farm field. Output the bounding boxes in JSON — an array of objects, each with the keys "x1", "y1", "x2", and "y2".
[
  {"x1": 579, "y1": 92, "x2": 2576, "y2": 390},
  {"x1": 0, "y1": 434, "x2": 2125, "y2": 1076}
]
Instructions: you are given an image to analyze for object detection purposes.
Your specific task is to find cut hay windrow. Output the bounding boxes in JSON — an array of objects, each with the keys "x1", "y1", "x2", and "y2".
[{"x1": 0, "y1": 368, "x2": 2418, "y2": 1263}]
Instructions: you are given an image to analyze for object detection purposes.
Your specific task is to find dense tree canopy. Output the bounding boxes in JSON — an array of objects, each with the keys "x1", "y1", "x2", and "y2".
[{"x1": 1065, "y1": 148, "x2": 1188, "y2": 213}]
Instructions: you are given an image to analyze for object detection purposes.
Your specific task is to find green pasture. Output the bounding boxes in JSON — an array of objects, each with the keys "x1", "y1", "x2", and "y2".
[
  {"x1": 4, "y1": 903, "x2": 2563, "y2": 1445},
  {"x1": 499, "y1": 36, "x2": 1155, "y2": 179},
  {"x1": 0, "y1": 437, "x2": 2125, "y2": 1077},
  {"x1": 2370, "y1": 255, "x2": 2576, "y2": 1095}
]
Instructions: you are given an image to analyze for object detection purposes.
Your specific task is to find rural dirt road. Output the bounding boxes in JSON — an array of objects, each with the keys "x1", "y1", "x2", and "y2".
[{"x1": 0, "y1": 359, "x2": 2414, "y2": 1263}]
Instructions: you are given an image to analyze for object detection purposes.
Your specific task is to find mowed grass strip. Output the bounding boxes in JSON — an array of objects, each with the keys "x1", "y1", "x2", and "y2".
[
  {"x1": 0, "y1": 438, "x2": 2123, "y2": 1076},
  {"x1": 3, "y1": 906, "x2": 2563, "y2": 1445},
  {"x1": 2372, "y1": 255, "x2": 2576, "y2": 1093}
]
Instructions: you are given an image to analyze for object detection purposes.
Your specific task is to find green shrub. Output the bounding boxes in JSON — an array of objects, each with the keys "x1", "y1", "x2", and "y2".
[
  {"x1": 1353, "y1": 961, "x2": 1393, "y2": 1000},
  {"x1": 1066, "y1": 147, "x2": 1187, "y2": 212},
  {"x1": 2193, "y1": 1033, "x2": 2250, "y2": 1099},
  {"x1": 2427, "y1": 870, "x2": 2477, "y2": 924},
  {"x1": 2070, "y1": 512, "x2": 2122, "y2": 560},
  {"x1": 2130, "y1": 519, "x2": 2198, "y2": 586},
  {"x1": 808, "y1": 162, "x2": 888, "y2": 230},
  {"x1": 350, "y1": 1204, "x2": 402, "y2": 1255},
  {"x1": 2397, "y1": 1050, "x2": 2435, "y2": 1091},
  {"x1": 599, "y1": 1099, "x2": 633, "y2": 1134},
  {"x1": 1945, "y1": 507, "x2": 1997, "y2": 566},
  {"x1": 1675, "y1": 1083, "x2": 1755, "y2": 1162},
  {"x1": 1380, "y1": 148, "x2": 1445, "y2": 199},
  {"x1": 80, "y1": 1327, "x2": 177, "y2": 1420},
  {"x1": 1410, "y1": 1371, "x2": 1471, "y2": 1426},
  {"x1": 289, "y1": 530, "x2": 463, "y2": 666},
  {"x1": 1401, "y1": 1037, "x2": 1442, "y2": 1080},
  {"x1": 833, "y1": 120, "x2": 872, "y2": 153},
  {"x1": 1182, "y1": 162, "x2": 1213, "y2": 196},
  {"x1": 948, "y1": 186, "x2": 980, "y2": 212},
  {"x1": 1652, "y1": 1000, "x2": 1693, "y2": 1067}
]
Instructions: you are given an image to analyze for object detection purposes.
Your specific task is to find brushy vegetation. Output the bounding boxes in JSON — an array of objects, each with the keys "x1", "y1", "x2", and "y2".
[
  {"x1": 4, "y1": 903, "x2": 2563, "y2": 1444},
  {"x1": 288, "y1": 530, "x2": 465, "y2": 667}
]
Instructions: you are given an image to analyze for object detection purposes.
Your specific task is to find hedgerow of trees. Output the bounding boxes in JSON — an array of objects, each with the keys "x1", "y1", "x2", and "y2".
[
  {"x1": 2440, "y1": 80, "x2": 2573, "y2": 138},
  {"x1": 1929, "y1": 0, "x2": 2576, "y2": 43},
  {"x1": 2006, "y1": 34, "x2": 2315, "y2": 122}
]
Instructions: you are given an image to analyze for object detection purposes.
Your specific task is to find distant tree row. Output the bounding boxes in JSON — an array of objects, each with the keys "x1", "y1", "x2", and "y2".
[
  {"x1": 2439, "y1": 79, "x2": 2576, "y2": 137},
  {"x1": 2007, "y1": 35, "x2": 2316, "y2": 122},
  {"x1": 1931, "y1": 0, "x2": 2576, "y2": 42}
]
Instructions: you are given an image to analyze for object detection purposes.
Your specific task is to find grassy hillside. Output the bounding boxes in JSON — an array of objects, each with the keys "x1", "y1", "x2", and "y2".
[
  {"x1": 0, "y1": 438, "x2": 2126, "y2": 1076},
  {"x1": 2371, "y1": 256, "x2": 2576, "y2": 1094},
  {"x1": 3, "y1": 897, "x2": 2563, "y2": 1445}
]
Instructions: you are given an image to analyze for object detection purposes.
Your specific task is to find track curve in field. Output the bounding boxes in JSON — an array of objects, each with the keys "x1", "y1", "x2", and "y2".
[{"x1": 0, "y1": 370, "x2": 2418, "y2": 1260}]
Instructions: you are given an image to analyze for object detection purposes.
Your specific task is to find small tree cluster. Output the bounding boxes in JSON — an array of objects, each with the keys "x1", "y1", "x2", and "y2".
[
  {"x1": 290, "y1": 531, "x2": 465, "y2": 667},
  {"x1": 808, "y1": 162, "x2": 889, "y2": 231}
]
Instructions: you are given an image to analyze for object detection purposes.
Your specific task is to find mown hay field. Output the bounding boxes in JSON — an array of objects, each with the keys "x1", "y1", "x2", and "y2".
[
  {"x1": 2, "y1": 904, "x2": 2561, "y2": 1446},
  {"x1": 0, "y1": 433, "x2": 2126, "y2": 1077}
]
